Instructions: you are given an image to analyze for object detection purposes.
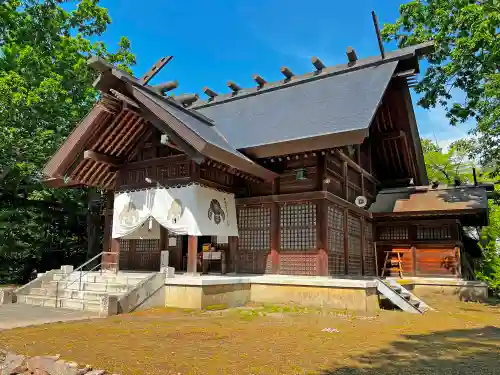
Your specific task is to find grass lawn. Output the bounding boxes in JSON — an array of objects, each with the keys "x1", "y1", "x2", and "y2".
[{"x1": 0, "y1": 297, "x2": 499, "y2": 375}]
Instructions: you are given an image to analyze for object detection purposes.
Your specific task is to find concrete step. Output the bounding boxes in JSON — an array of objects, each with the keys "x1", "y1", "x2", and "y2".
[
  {"x1": 42, "y1": 281, "x2": 132, "y2": 293},
  {"x1": 16, "y1": 294, "x2": 101, "y2": 312},
  {"x1": 52, "y1": 273, "x2": 150, "y2": 285},
  {"x1": 28, "y1": 288, "x2": 123, "y2": 302}
]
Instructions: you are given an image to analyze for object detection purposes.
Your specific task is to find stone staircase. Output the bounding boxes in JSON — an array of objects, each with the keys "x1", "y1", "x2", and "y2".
[
  {"x1": 376, "y1": 278, "x2": 432, "y2": 314},
  {"x1": 16, "y1": 270, "x2": 154, "y2": 313}
]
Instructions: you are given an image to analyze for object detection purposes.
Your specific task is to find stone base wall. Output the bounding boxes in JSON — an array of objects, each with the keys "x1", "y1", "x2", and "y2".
[
  {"x1": 411, "y1": 284, "x2": 488, "y2": 302},
  {"x1": 164, "y1": 280, "x2": 379, "y2": 312},
  {"x1": 395, "y1": 279, "x2": 488, "y2": 302},
  {"x1": 0, "y1": 351, "x2": 118, "y2": 375},
  {"x1": 165, "y1": 283, "x2": 251, "y2": 309},
  {"x1": 251, "y1": 284, "x2": 379, "y2": 313}
]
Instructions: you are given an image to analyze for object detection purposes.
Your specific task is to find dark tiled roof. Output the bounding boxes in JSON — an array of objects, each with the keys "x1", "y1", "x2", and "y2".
[
  {"x1": 195, "y1": 62, "x2": 398, "y2": 149},
  {"x1": 126, "y1": 82, "x2": 278, "y2": 181}
]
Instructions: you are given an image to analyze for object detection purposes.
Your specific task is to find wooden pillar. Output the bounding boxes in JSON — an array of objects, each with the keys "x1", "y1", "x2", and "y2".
[
  {"x1": 228, "y1": 236, "x2": 238, "y2": 273},
  {"x1": 108, "y1": 238, "x2": 120, "y2": 271},
  {"x1": 103, "y1": 191, "x2": 119, "y2": 271},
  {"x1": 455, "y1": 246, "x2": 462, "y2": 278},
  {"x1": 343, "y1": 208, "x2": 349, "y2": 275},
  {"x1": 316, "y1": 155, "x2": 328, "y2": 276},
  {"x1": 187, "y1": 235, "x2": 198, "y2": 274},
  {"x1": 411, "y1": 246, "x2": 417, "y2": 276},
  {"x1": 360, "y1": 217, "x2": 365, "y2": 275},
  {"x1": 271, "y1": 178, "x2": 280, "y2": 274},
  {"x1": 343, "y1": 161, "x2": 348, "y2": 200},
  {"x1": 316, "y1": 202, "x2": 328, "y2": 276}
]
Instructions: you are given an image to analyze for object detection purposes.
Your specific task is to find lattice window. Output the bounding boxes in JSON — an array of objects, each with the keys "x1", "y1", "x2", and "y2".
[
  {"x1": 238, "y1": 206, "x2": 271, "y2": 251},
  {"x1": 135, "y1": 239, "x2": 161, "y2": 270},
  {"x1": 347, "y1": 214, "x2": 362, "y2": 275},
  {"x1": 363, "y1": 221, "x2": 376, "y2": 276},
  {"x1": 279, "y1": 253, "x2": 317, "y2": 276},
  {"x1": 118, "y1": 239, "x2": 130, "y2": 269},
  {"x1": 379, "y1": 226, "x2": 408, "y2": 240},
  {"x1": 280, "y1": 203, "x2": 317, "y2": 250},
  {"x1": 328, "y1": 205, "x2": 345, "y2": 276},
  {"x1": 416, "y1": 225, "x2": 452, "y2": 240}
]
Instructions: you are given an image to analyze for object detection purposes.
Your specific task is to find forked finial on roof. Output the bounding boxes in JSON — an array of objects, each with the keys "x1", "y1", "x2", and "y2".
[
  {"x1": 139, "y1": 56, "x2": 173, "y2": 85},
  {"x1": 371, "y1": 11, "x2": 385, "y2": 59}
]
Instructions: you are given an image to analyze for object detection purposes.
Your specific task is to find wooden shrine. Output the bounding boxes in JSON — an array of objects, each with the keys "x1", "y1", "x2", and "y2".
[{"x1": 42, "y1": 40, "x2": 490, "y2": 278}]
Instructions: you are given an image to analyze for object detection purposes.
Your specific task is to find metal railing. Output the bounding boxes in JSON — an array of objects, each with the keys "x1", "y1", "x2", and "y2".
[{"x1": 55, "y1": 251, "x2": 119, "y2": 307}]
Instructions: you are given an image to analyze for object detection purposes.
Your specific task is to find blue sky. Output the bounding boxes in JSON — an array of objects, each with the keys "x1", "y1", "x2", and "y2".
[{"x1": 96, "y1": 0, "x2": 473, "y2": 150}]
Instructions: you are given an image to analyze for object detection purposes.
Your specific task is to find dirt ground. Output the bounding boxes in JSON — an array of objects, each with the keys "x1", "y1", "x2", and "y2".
[{"x1": 0, "y1": 297, "x2": 499, "y2": 375}]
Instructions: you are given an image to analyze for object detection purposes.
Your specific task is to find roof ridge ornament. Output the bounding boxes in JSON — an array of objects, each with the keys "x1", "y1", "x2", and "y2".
[
  {"x1": 371, "y1": 11, "x2": 385, "y2": 59},
  {"x1": 139, "y1": 56, "x2": 173, "y2": 85}
]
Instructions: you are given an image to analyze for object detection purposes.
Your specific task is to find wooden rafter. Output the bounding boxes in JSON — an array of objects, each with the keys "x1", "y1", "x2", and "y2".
[{"x1": 84, "y1": 150, "x2": 123, "y2": 168}]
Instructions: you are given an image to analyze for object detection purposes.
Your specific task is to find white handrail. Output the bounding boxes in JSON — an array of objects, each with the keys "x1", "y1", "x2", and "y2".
[{"x1": 55, "y1": 251, "x2": 119, "y2": 307}]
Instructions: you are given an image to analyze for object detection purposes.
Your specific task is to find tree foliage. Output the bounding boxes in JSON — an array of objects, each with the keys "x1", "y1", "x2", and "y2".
[
  {"x1": 0, "y1": 0, "x2": 135, "y2": 284},
  {"x1": 382, "y1": 0, "x2": 500, "y2": 173}
]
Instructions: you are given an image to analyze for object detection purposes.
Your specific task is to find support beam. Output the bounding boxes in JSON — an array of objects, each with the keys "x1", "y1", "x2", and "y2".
[
  {"x1": 187, "y1": 235, "x2": 198, "y2": 274},
  {"x1": 84, "y1": 150, "x2": 123, "y2": 168},
  {"x1": 374, "y1": 130, "x2": 405, "y2": 141},
  {"x1": 334, "y1": 149, "x2": 380, "y2": 186}
]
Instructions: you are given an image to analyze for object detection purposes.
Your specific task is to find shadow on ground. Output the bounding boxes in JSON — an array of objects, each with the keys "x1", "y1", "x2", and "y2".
[{"x1": 319, "y1": 326, "x2": 500, "y2": 375}]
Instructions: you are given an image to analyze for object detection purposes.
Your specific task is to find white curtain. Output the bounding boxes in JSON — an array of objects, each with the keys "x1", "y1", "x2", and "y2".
[
  {"x1": 112, "y1": 185, "x2": 239, "y2": 238},
  {"x1": 122, "y1": 217, "x2": 161, "y2": 240},
  {"x1": 112, "y1": 189, "x2": 154, "y2": 238}
]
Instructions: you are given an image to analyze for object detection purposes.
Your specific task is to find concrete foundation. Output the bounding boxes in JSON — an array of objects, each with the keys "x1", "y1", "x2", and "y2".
[
  {"x1": 164, "y1": 275, "x2": 379, "y2": 312},
  {"x1": 388, "y1": 277, "x2": 488, "y2": 302}
]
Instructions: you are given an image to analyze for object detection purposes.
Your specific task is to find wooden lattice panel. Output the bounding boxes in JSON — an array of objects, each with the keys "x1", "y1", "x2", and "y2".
[
  {"x1": 237, "y1": 249, "x2": 270, "y2": 274},
  {"x1": 416, "y1": 225, "x2": 452, "y2": 240},
  {"x1": 279, "y1": 253, "x2": 317, "y2": 276},
  {"x1": 157, "y1": 161, "x2": 190, "y2": 180},
  {"x1": 280, "y1": 203, "x2": 317, "y2": 250},
  {"x1": 133, "y1": 239, "x2": 160, "y2": 271},
  {"x1": 237, "y1": 206, "x2": 271, "y2": 251},
  {"x1": 347, "y1": 214, "x2": 362, "y2": 275},
  {"x1": 379, "y1": 226, "x2": 408, "y2": 240},
  {"x1": 363, "y1": 221, "x2": 376, "y2": 276},
  {"x1": 237, "y1": 206, "x2": 271, "y2": 274},
  {"x1": 118, "y1": 239, "x2": 130, "y2": 270},
  {"x1": 327, "y1": 204, "x2": 345, "y2": 276}
]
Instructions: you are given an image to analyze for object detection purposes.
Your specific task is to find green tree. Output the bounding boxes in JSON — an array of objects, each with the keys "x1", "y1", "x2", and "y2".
[
  {"x1": 382, "y1": 0, "x2": 500, "y2": 173},
  {"x1": 422, "y1": 139, "x2": 476, "y2": 184},
  {"x1": 0, "y1": 0, "x2": 135, "y2": 283}
]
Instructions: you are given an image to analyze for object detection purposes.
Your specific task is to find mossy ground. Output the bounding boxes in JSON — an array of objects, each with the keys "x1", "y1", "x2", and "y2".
[{"x1": 0, "y1": 297, "x2": 499, "y2": 375}]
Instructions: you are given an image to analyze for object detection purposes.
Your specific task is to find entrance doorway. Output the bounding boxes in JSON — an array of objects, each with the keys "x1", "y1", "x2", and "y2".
[{"x1": 180, "y1": 235, "x2": 212, "y2": 271}]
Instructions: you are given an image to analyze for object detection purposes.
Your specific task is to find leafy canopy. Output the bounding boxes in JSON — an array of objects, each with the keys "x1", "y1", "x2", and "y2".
[
  {"x1": 0, "y1": 0, "x2": 135, "y2": 188},
  {"x1": 382, "y1": 0, "x2": 500, "y2": 173},
  {"x1": 0, "y1": 0, "x2": 135, "y2": 283}
]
